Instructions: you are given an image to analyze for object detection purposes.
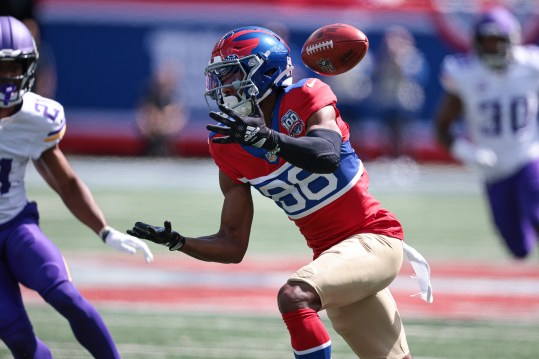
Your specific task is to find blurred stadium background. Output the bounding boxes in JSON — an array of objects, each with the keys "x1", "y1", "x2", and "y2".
[
  {"x1": 1, "y1": 0, "x2": 539, "y2": 358},
  {"x1": 35, "y1": 0, "x2": 539, "y2": 160}
]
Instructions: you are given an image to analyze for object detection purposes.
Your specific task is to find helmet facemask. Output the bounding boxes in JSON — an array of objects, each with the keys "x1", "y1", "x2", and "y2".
[
  {"x1": 205, "y1": 54, "x2": 263, "y2": 116},
  {"x1": 0, "y1": 16, "x2": 39, "y2": 108},
  {"x1": 0, "y1": 55, "x2": 37, "y2": 108},
  {"x1": 475, "y1": 35, "x2": 512, "y2": 69},
  {"x1": 473, "y1": 7, "x2": 521, "y2": 70}
]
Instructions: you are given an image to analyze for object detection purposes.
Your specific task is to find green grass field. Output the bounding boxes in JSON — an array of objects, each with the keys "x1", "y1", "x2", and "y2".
[
  {"x1": 18, "y1": 307, "x2": 539, "y2": 359},
  {"x1": 1, "y1": 157, "x2": 537, "y2": 359}
]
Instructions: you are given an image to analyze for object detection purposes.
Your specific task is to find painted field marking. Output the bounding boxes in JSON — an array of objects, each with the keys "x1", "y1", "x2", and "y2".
[{"x1": 20, "y1": 253, "x2": 539, "y2": 322}]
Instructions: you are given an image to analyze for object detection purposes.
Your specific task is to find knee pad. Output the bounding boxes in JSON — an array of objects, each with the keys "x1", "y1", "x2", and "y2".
[{"x1": 278, "y1": 281, "x2": 321, "y2": 314}]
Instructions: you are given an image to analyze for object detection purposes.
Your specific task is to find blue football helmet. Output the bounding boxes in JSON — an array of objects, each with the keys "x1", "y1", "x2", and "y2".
[
  {"x1": 473, "y1": 7, "x2": 521, "y2": 69},
  {"x1": 204, "y1": 26, "x2": 293, "y2": 116},
  {"x1": 0, "y1": 16, "x2": 38, "y2": 108}
]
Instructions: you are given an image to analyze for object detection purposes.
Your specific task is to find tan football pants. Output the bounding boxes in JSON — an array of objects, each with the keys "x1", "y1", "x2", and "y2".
[{"x1": 288, "y1": 233, "x2": 409, "y2": 359}]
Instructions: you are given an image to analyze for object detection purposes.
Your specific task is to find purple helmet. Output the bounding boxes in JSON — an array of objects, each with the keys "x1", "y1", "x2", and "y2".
[
  {"x1": 473, "y1": 7, "x2": 521, "y2": 69},
  {"x1": 0, "y1": 16, "x2": 38, "y2": 107}
]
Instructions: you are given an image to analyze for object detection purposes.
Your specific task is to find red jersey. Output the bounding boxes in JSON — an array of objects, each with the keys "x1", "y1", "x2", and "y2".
[{"x1": 209, "y1": 78, "x2": 403, "y2": 258}]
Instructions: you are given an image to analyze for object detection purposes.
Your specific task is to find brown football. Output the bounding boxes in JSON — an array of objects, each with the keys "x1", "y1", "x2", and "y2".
[{"x1": 301, "y1": 23, "x2": 369, "y2": 76}]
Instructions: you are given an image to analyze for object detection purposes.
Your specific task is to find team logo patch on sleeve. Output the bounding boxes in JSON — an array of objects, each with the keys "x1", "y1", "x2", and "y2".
[{"x1": 281, "y1": 110, "x2": 304, "y2": 137}]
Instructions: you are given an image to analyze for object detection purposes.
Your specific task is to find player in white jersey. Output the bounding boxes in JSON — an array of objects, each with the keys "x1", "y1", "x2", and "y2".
[
  {"x1": 0, "y1": 16, "x2": 153, "y2": 358},
  {"x1": 435, "y1": 6, "x2": 539, "y2": 258}
]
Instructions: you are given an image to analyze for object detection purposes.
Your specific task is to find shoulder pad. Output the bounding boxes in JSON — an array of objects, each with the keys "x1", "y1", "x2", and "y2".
[{"x1": 439, "y1": 54, "x2": 474, "y2": 94}]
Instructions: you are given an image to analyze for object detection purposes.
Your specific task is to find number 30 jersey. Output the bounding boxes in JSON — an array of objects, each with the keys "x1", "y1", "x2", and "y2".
[
  {"x1": 0, "y1": 92, "x2": 66, "y2": 224},
  {"x1": 441, "y1": 45, "x2": 539, "y2": 182},
  {"x1": 209, "y1": 78, "x2": 403, "y2": 258}
]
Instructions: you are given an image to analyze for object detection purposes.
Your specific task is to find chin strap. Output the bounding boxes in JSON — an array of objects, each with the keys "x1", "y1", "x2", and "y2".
[{"x1": 257, "y1": 66, "x2": 293, "y2": 104}]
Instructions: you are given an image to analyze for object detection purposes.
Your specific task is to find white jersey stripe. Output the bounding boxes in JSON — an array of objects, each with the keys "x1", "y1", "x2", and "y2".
[{"x1": 293, "y1": 340, "x2": 332, "y2": 355}]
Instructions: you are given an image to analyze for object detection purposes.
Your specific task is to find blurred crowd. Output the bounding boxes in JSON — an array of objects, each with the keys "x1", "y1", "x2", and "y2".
[
  {"x1": 326, "y1": 25, "x2": 430, "y2": 158},
  {"x1": 0, "y1": 1, "x2": 440, "y2": 159},
  {"x1": 7, "y1": 1, "x2": 538, "y2": 161}
]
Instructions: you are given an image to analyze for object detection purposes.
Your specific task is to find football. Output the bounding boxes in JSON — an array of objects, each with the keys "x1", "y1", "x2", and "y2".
[{"x1": 301, "y1": 23, "x2": 369, "y2": 76}]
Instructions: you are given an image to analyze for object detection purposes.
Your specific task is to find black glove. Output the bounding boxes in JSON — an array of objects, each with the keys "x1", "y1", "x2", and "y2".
[
  {"x1": 207, "y1": 101, "x2": 278, "y2": 150},
  {"x1": 127, "y1": 221, "x2": 185, "y2": 251}
]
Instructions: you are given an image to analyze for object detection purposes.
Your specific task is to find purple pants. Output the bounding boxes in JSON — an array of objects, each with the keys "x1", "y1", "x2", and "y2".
[
  {"x1": 0, "y1": 202, "x2": 69, "y2": 335},
  {"x1": 486, "y1": 159, "x2": 539, "y2": 258},
  {"x1": 0, "y1": 202, "x2": 119, "y2": 358}
]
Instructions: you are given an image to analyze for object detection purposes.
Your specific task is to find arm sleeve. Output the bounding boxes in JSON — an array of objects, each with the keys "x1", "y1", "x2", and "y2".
[{"x1": 271, "y1": 128, "x2": 342, "y2": 174}]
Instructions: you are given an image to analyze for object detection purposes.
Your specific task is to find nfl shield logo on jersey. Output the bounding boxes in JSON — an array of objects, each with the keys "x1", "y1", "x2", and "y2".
[{"x1": 265, "y1": 150, "x2": 279, "y2": 163}]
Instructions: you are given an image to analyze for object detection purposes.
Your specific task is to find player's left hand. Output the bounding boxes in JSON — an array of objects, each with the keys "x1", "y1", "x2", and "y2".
[
  {"x1": 207, "y1": 101, "x2": 277, "y2": 150},
  {"x1": 100, "y1": 226, "x2": 154, "y2": 263},
  {"x1": 128, "y1": 220, "x2": 185, "y2": 252}
]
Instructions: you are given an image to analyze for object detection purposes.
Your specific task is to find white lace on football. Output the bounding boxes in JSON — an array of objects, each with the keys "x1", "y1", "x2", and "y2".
[{"x1": 305, "y1": 40, "x2": 334, "y2": 55}]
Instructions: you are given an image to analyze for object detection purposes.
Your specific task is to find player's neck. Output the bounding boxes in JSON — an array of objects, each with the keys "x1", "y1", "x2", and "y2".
[
  {"x1": 260, "y1": 92, "x2": 278, "y2": 126},
  {"x1": 0, "y1": 104, "x2": 21, "y2": 120}
]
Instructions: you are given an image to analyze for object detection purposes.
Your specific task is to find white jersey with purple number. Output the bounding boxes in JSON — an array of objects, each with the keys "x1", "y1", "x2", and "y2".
[
  {"x1": 441, "y1": 45, "x2": 539, "y2": 182},
  {"x1": 0, "y1": 92, "x2": 66, "y2": 224}
]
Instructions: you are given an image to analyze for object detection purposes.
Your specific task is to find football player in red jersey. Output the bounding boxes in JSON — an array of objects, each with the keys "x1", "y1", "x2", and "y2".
[{"x1": 130, "y1": 26, "x2": 432, "y2": 359}]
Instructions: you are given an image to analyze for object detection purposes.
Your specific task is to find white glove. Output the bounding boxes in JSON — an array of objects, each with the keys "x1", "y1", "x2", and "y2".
[
  {"x1": 100, "y1": 226, "x2": 154, "y2": 263},
  {"x1": 450, "y1": 138, "x2": 497, "y2": 169}
]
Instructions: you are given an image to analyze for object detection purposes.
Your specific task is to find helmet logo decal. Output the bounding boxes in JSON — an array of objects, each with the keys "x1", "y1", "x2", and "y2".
[{"x1": 281, "y1": 110, "x2": 304, "y2": 137}]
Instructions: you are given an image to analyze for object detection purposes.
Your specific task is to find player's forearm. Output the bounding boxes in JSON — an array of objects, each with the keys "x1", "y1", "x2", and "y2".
[
  {"x1": 436, "y1": 127, "x2": 454, "y2": 150},
  {"x1": 435, "y1": 113, "x2": 455, "y2": 150},
  {"x1": 180, "y1": 234, "x2": 248, "y2": 264},
  {"x1": 58, "y1": 178, "x2": 107, "y2": 235}
]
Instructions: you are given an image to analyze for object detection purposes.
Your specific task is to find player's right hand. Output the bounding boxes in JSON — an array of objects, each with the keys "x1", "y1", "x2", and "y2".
[
  {"x1": 451, "y1": 138, "x2": 497, "y2": 169},
  {"x1": 207, "y1": 98, "x2": 278, "y2": 151},
  {"x1": 127, "y1": 221, "x2": 185, "y2": 251}
]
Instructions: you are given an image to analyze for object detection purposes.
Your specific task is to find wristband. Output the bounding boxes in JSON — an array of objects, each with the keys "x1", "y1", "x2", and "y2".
[
  {"x1": 169, "y1": 235, "x2": 186, "y2": 251},
  {"x1": 99, "y1": 226, "x2": 111, "y2": 243}
]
